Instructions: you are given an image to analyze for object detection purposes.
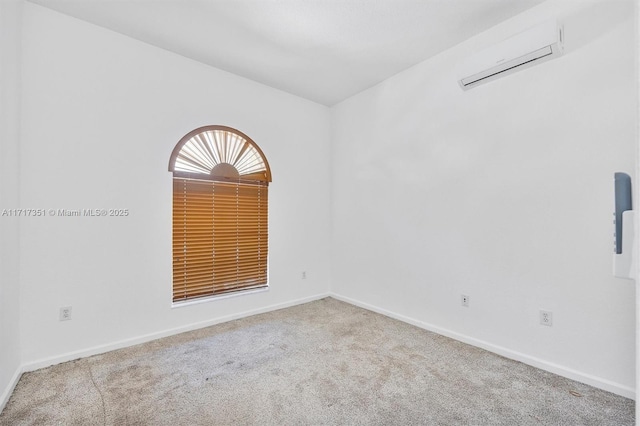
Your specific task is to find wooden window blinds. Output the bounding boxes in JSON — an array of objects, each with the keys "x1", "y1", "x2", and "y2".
[{"x1": 169, "y1": 126, "x2": 272, "y2": 303}]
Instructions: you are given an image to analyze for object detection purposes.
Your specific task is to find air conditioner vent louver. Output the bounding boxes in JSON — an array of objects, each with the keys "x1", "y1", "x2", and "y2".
[{"x1": 457, "y1": 21, "x2": 563, "y2": 90}]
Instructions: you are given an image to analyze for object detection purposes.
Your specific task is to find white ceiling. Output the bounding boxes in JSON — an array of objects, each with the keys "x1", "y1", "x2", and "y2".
[{"x1": 28, "y1": 0, "x2": 545, "y2": 106}]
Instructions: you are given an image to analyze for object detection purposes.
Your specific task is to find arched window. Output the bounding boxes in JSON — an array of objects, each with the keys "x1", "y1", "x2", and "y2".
[{"x1": 169, "y1": 125, "x2": 272, "y2": 302}]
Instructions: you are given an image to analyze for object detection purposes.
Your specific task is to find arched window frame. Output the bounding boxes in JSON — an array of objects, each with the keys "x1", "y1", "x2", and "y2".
[
  {"x1": 169, "y1": 125, "x2": 272, "y2": 183},
  {"x1": 169, "y1": 125, "x2": 272, "y2": 303}
]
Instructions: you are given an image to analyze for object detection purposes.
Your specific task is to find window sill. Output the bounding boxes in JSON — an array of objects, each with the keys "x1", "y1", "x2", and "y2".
[{"x1": 170, "y1": 285, "x2": 269, "y2": 309}]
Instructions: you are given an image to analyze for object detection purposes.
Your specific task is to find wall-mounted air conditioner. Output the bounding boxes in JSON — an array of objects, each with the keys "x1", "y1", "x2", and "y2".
[{"x1": 457, "y1": 20, "x2": 564, "y2": 90}]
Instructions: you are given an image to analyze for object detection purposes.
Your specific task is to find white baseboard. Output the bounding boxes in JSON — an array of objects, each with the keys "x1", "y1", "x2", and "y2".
[
  {"x1": 21, "y1": 292, "x2": 330, "y2": 373},
  {"x1": 329, "y1": 292, "x2": 636, "y2": 400},
  {"x1": 0, "y1": 364, "x2": 23, "y2": 413}
]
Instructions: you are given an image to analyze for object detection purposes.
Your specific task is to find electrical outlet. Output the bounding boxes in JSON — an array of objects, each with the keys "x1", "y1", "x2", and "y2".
[
  {"x1": 59, "y1": 306, "x2": 72, "y2": 321},
  {"x1": 461, "y1": 294, "x2": 469, "y2": 307},
  {"x1": 301, "y1": 271, "x2": 307, "y2": 280},
  {"x1": 540, "y1": 310, "x2": 552, "y2": 326}
]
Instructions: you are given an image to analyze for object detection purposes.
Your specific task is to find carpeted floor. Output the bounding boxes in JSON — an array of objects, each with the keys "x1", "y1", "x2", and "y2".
[{"x1": 0, "y1": 297, "x2": 634, "y2": 425}]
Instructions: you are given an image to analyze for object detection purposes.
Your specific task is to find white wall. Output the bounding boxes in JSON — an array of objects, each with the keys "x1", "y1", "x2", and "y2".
[
  {"x1": 19, "y1": 3, "x2": 331, "y2": 366},
  {"x1": 331, "y1": 0, "x2": 636, "y2": 397},
  {"x1": 0, "y1": 0, "x2": 23, "y2": 410}
]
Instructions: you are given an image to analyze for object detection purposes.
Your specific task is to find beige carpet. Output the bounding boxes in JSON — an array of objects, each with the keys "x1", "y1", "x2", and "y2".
[{"x1": 0, "y1": 297, "x2": 634, "y2": 425}]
